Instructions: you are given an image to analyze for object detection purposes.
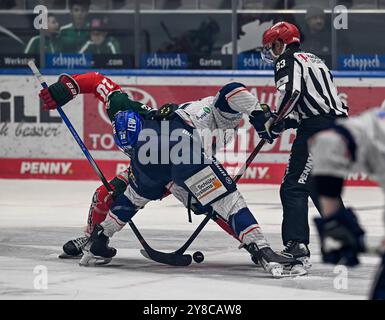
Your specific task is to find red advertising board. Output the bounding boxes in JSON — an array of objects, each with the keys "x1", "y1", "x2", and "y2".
[{"x1": 0, "y1": 158, "x2": 375, "y2": 186}]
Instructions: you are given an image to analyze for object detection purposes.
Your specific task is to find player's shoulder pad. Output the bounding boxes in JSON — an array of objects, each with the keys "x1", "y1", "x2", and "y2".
[{"x1": 215, "y1": 82, "x2": 247, "y2": 114}]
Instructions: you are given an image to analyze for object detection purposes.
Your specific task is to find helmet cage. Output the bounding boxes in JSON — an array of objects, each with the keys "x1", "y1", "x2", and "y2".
[{"x1": 261, "y1": 42, "x2": 286, "y2": 64}]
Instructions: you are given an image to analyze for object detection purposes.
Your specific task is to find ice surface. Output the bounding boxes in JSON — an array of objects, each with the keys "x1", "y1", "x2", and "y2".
[{"x1": 0, "y1": 179, "x2": 383, "y2": 300}]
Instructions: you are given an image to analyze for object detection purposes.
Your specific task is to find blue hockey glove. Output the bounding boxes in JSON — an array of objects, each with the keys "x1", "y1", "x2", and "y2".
[
  {"x1": 314, "y1": 207, "x2": 366, "y2": 266},
  {"x1": 249, "y1": 104, "x2": 284, "y2": 144}
]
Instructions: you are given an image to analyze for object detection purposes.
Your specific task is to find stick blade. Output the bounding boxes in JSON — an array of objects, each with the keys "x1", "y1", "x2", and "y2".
[{"x1": 140, "y1": 249, "x2": 192, "y2": 267}]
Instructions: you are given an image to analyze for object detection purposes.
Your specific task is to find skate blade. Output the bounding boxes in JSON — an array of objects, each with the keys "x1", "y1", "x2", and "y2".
[
  {"x1": 79, "y1": 252, "x2": 112, "y2": 266},
  {"x1": 263, "y1": 262, "x2": 284, "y2": 278},
  {"x1": 264, "y1": 261, "x2": 307, "y2": 278},
  {"x1": 298, "y1": 256, "x2": 312, "y2": 269},
  {"x1": 274, "y1": 264, "x2": 308, "y2": 278},
  {"x1": 58, "y1": 252, "x2": 83, "y2": 259}
]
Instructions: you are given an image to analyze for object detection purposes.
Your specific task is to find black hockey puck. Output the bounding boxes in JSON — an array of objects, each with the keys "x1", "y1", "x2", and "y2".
[{"x1": 193, "y1": 251, "x2": 204, "y2": 263}]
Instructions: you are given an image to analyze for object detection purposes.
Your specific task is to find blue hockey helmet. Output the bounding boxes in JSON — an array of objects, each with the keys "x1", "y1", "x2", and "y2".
[{"x1": 113, "y1": 110, "x2": 142, "y2": 154}]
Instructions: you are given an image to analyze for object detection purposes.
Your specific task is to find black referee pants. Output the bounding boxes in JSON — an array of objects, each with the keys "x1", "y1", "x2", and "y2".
[{"x1": 280, "y1": 114, "x2": 345, "y2": 245}]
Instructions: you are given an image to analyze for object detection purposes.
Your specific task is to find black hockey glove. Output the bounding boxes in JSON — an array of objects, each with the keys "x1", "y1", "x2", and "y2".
[
  {"x1": 249, "y1": 104, "x2": 284, "y2": 144},
  {"x1": 314, "y1": 207, "x2": 366, "y2": 266},
  {"x1": 190, "y1": 201, "x2": 212, "y2": 215}
]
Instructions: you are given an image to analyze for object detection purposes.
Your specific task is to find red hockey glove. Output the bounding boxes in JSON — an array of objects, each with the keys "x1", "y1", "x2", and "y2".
[{"x1": 39, "y1": 74, "x2": 79, "y2": 110}]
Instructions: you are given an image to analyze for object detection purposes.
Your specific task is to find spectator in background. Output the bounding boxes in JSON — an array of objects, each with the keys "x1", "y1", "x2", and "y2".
[
  {"x1": 79, "y1": 16, "x2": 121, "y2": 54},
  {"x1": 159, "y1": 17, "x2": 220, "y2": 56},
  {"x1": 59, "y1": 0, "x2": 91, "y2": 53},
  {"x1": 301, "y1": 6, "x2": 331, "y2": 66},
  {"x1": 24, "y1": 15, "x2": 60, "y2": 54}
]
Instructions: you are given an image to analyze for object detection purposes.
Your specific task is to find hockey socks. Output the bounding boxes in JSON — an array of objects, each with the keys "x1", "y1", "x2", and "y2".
[{"x1": 229, "y1": 207, "x2": 269, "y2": 248}]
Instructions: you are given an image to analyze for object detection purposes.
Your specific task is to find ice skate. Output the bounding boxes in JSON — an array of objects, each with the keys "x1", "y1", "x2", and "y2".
[
  {"x1": 246, "y1": 243, "x2": 307, "y2": 278},
  {"x1": 281, "y1": 240, "x2": 312, "y2": 269},
  {"x1": 79, "y1": 225, "x2": 116, "y2": 266},
  {"x1": 59, "y1": 236, "x2": 88, "y2": 259}
]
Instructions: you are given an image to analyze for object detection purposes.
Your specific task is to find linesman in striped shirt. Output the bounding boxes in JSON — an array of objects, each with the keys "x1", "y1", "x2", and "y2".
[{"x1": 249, "y1": 21, "x2": 348, "y2": 267}]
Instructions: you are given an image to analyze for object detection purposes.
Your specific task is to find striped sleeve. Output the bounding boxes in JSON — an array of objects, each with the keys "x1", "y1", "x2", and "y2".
[{"x1": 275, "y1": 56, "x2": 302, "y2": 117}]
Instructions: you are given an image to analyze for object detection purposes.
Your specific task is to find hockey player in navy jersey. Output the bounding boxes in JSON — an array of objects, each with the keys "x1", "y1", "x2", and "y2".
[{"x1": 39, "y1": 72, "x2": 306, "y2": 277}]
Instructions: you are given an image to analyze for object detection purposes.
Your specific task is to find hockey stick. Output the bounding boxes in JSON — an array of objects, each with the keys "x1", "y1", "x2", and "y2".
[
  {"x1": 168, "y1": 89, "x2": 302, "y2": 255},
  {"x1": 210, "y1": 90, "x2": 302, "y2": 242},
  {"x1": 28, "y1": 61, "x2": 111, "y2": 190},
  {"x1": 28, "y1": 61, "x2": 191, "y2": 267},
  {"x1": 142, "y1": 90, "x2": 301, "y2": 263},
  {"x1": 211, "y1": 90, "x2": 301, "y2": 236},
  {"x1": 232, "y1": 90, "x2": 300, "y2": 182}
]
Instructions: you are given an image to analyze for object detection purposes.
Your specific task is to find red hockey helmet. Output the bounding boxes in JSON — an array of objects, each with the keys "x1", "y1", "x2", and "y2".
[{"x1": 261, "y1": 21, "x2": 300, "y2": 64}]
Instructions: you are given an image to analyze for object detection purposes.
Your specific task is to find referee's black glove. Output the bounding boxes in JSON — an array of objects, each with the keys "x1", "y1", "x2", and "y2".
[{"x1": 249, "y1": 104, "x2": 284, "y2": 143}]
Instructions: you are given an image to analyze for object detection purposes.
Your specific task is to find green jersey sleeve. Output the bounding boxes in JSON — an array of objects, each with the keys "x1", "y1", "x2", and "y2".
[{"x1": 107, "y1": 91, "x2": 155, "y2": 122}]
